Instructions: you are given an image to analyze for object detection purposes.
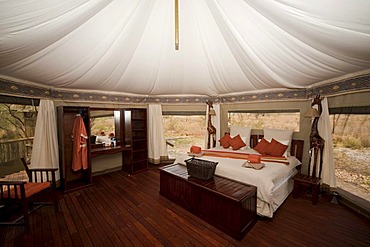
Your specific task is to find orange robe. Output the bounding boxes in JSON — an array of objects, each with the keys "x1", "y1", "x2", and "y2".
[{"x1": 71, "y1": 115, "x2": 88, "y2": 171}]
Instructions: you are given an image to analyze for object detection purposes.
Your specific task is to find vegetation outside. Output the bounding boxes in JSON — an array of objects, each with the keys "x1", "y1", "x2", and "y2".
[
  {"x1": 163, "y1": 115, "x2": 206, "y2": 157},
  {"x1": 90, "y1": 116, "x2": 115, "y2": 137},
  {"x1": 228, "y1": 112, "x2": 300, "y2": 131},
  {"x1": 331, "y1": 114, "x2": 370, "y2": 202},
  {"x1": 0, "y1": 104, "x2": 37, "y2": 162},
  {"x1": 0, "y1": 104, "x2": 37, "y2": 140}
]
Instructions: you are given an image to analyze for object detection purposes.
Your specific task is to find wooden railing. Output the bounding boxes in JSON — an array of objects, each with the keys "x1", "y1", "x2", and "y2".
[{"x1": 0, "y1": 137, "x2": 34, "y2": 163}]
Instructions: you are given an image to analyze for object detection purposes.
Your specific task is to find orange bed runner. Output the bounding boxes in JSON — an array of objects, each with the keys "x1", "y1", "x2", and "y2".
[{"x1": 202, "y1": 150, "x2": 289, "y2": 165}]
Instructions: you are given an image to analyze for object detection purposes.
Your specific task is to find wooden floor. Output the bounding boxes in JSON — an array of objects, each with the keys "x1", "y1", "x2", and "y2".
[{"x1": 1, "y1": 166, "x2": 370, "y2": 247}]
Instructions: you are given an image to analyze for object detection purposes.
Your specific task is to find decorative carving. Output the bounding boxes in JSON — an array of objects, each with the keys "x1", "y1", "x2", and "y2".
[
  {"x1": 1, "y1": 73, "x2": 369, "y2": 104},
  {"x1": 309, "y1": 95, "x2": 325, "y2": 179},
  {"x1": 206, "y1": 100, "x2": 216, "y2": 149}
]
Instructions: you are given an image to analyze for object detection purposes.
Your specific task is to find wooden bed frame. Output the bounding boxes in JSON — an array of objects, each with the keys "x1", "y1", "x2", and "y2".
[
  {"x1": 250, "y1": 134, "x2": 304, "y2": 162},
  {"x1": 160, "y1": 135, "x2": 305, "y2": 237}
]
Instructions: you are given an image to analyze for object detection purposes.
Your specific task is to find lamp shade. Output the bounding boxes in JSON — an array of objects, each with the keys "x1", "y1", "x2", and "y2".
[{"x1": 305, "y1": 108, "x2": 320, "y2": 118}]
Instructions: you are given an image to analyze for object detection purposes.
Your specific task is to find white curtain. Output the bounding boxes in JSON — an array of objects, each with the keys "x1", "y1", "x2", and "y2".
[
  {"x1": 30, "y1": 99, "x2": 59, "y2": 180},
  {"x1": 205, "y1": 103, "x2": 220, "y2": 149},
  {"x1": 318, "y1": 98, "x2": 337, "y2": 188},
  {"x1": 148, "y1": 104, "x2": 168, "y2": 164},
  {"x1": 309, "y1": 97, "x2": 337, "y2": 188}
]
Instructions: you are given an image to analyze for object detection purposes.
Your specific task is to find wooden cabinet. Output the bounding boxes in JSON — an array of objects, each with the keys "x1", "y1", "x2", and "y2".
[
  {"x1": 57, "y1": 106, "x2": 92, "y2": 192},
  {"x1": 122, "y1": 108, "x2": 148, "y2": 174},
  {"x1": 57, "y1": 107, "x2": 147, "y2": 187}
]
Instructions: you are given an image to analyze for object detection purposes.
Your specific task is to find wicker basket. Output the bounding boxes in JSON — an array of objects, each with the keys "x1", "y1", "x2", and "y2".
[{"x1": 185, "y1": 158, "x2": 218, "y2": 180}]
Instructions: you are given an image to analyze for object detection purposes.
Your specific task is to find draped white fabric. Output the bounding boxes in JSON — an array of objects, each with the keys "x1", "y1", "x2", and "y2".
[
  {"x1": 205, "y1": 103, "x2": 220, "y2": 148},
  {"x1": 318, "y1": 98, "x2": 336, "y2": 188},
  {"x1": 1, "y1": 0, "x2": 370, "y2": 96},
  {"x1": 30, "y1": 99, "x2": 59, "y2": 180},
  {"x1": 309, "y1": 98, "x2": 336, "y2": 188},
  {"x1": 148, "y1": 104, "x2": 168, "y2": 164}
]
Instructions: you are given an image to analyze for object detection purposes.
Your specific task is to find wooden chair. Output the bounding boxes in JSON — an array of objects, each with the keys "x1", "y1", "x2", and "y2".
[{"x1": 0, "y1": 158, "x2": 58, "y2": 231}]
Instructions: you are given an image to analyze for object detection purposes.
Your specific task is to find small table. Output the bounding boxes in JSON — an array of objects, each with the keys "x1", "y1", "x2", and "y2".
[
  {"x1": 293, "y1": 173, "x2": 320, "y2": 204},
  {"x1": 159, "y1": 164, "x2": 257, "y2": 240}
]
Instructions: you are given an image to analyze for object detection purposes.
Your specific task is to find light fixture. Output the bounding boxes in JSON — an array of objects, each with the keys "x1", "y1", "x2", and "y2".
[
  {"x1": 304, "y1": 108, "x2": 320, "y2": 118},
  {"x1": 208, "y1": 109, "x2": 216, "y2": 116}
]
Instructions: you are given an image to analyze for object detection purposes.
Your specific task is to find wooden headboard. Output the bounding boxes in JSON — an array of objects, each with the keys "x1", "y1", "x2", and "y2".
[{"x1": 250, "y1": 134, "x2": 304, "y2": 162}]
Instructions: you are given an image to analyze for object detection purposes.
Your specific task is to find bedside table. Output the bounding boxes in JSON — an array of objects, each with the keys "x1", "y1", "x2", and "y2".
[{"x1": 293, "y1": 173, "x2": 321, "y2": 204}]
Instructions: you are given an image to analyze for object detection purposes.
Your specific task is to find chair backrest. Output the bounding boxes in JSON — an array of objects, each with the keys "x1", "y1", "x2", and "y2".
[{"x1": 0, "y1": 158, "x2": 29, "y2": 181}]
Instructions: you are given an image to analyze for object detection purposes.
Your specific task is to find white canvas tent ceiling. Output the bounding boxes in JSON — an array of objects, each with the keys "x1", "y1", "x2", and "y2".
[{"x1": 1, "y1": 0, "x2": 370, "y2": 97}]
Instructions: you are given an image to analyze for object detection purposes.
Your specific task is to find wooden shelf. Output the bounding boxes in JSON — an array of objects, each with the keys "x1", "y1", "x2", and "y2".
[{"x1": 122, "y1": 108, "x2": 148, "y2": 174}]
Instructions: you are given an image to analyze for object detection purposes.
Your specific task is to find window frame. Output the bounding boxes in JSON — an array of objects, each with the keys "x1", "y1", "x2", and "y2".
[
  {"x1": 329, "y1": 105, "x2": 370, "y2": 215},
  {"x1": 162, "y1": 111, "x2": 206, "y2": 158},
  {"x1": 0, "y1": 96, "x2": 39, "y2": 162}
]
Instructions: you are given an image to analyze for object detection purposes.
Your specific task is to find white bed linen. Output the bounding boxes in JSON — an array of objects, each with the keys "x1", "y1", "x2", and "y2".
[{"x1": 174, "y1": 147, "x2": 301, "y2": 218}]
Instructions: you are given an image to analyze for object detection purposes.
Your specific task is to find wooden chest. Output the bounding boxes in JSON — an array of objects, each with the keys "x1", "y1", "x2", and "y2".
[{"x1": 159, "y1": 164, "x2": 257, "y2": 240}]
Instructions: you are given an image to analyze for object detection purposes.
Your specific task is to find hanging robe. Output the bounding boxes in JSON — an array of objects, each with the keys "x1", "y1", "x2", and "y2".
[{"x1": 71, "y1": 115, "x2": 88, "y2": 171}]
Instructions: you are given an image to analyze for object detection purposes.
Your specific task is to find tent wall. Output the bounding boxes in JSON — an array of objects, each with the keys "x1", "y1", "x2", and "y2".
[
  {"x1": 1, "y1": 89, "x2": 369, "y2": 175},
  {"x1": 328, "y1": 91, "x2": 370, "y2": 108}
]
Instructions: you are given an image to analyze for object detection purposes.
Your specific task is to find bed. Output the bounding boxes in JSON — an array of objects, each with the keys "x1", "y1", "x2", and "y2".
[{"x1": 174, "y1": 129, "x2": 304, "y2": 218}]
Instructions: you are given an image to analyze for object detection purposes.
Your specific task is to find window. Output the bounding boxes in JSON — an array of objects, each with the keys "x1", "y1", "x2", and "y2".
[
  {"x1": 0, "y1": 96, "x2": 39, "y2": 163},
  {"x1": 163, "y1": 112, "x2": 206, "y2": 158},
  {"x1": 90, "y1": 110, "x2": 118, "y2": 140},
  {"x1": 90, "y1": 116, "x2": 115, "y2": 137},
  {"x1": 228, "y1": 110, "x2": 300, "y2": 131},
  {"x1": 330, "y1": 107, "x2": 370, "y2": 203}
]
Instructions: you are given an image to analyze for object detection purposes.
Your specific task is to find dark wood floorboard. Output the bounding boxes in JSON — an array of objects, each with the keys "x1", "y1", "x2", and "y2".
[{"x1": 1, "y1": 166, "x2": 370, "y2": 247}]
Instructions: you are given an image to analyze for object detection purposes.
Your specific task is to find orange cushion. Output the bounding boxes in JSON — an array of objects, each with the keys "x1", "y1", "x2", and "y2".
[
  {"x1": 253, "y1": 138, "x2": 270, "y2": 155},
  {"x1": 2, "y1": 182, "x2": 50, "y2": 199},
  {"x1": 228, "y1": 134, "x2": 246, "y2": 150},
  {"x1": 190, "y1": 146, "x2": 202, "y2": 154},
  {"x1": 247, "y1": 154, "x2": 261, "y2": 163},
  {"x1": 219, "y1": 133, "x2": 232, "y2": 148},
  {"x1": 266, "y1": 138, "x2": 289, "y2": 157}
]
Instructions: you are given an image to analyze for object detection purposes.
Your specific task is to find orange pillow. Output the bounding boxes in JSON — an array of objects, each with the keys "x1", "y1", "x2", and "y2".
[
  {"x1": 219, "y1": 133, "x2": 232, "y2": 148},
  {"x1": 266, "y1": 138, "x2": 288, "y2": 157},
  {"x1": 229, "y1": 134, "x2": 246, "y2": 150},
  {"x1": 253, "y1": 138, "x2": 270, "y2": 155}
]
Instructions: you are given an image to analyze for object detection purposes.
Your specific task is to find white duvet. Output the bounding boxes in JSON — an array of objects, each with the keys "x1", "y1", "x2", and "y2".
[{"x1": 174, "y1": 147, "x2": 301, "y2": 218}]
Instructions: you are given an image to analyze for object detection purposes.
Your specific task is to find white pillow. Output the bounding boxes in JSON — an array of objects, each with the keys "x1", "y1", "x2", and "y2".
[
  {"x1": 230, "y1": 126, "x2": 252, "y2": 148},
  {"x1": 96, "y1": 135, "x2": 111, "y2": 144},
  {"x1": 263, "y1": 128, "x2": 294, "y2": 156}
]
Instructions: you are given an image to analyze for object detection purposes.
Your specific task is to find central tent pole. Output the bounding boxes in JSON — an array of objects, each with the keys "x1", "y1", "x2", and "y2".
[{"x1": 175, "y1": 0, "x2": 179, "y2": 50}]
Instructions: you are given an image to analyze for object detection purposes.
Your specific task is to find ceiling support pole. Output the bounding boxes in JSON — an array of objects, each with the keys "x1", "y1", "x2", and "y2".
[{"x1": 175, "y1": 0, "x2": 179, "y2": 50}]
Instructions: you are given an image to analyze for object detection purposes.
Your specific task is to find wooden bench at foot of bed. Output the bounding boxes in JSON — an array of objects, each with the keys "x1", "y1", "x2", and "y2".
[{"x1": 159, "y1": 164, "x2": 257, "y2": 240}]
